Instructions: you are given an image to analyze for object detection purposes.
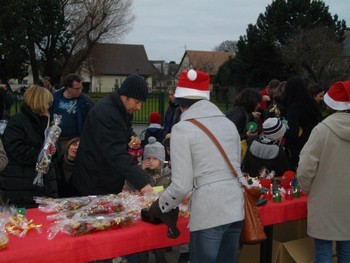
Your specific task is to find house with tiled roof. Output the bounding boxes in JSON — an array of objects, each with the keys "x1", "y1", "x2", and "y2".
[
  {"x1": 149, "y1": 60, "x2": 179, "y2": 91},
  {"x1": 81, "y1": 43, "x2": 154, "y2": 92},
  {"x1": 175, "y1": 50, "x2": 234, "y2": 91}
]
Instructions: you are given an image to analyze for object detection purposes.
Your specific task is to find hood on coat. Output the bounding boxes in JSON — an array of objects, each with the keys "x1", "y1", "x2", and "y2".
[
  {"x1": 180, "y1": 100, "x2": 224, "y2": 120},
  {"x1": 322, "y1": 112, "x2": 350, "y2": 141}
]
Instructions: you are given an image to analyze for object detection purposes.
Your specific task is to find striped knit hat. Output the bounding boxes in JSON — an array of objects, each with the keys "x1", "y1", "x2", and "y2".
[{"x1": 263, "y1": 118, "x2": 286, "y2": 141}]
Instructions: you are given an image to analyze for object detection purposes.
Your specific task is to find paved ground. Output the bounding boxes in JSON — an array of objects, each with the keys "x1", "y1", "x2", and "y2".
[{"x1": 132, "y1": 125, "x2": 148, "y2": 137}]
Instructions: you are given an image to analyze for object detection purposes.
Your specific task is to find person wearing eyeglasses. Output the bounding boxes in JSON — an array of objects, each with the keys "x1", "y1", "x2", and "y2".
[{"x1": 50, "y1": 73, "x2": 94, "y2": 153}]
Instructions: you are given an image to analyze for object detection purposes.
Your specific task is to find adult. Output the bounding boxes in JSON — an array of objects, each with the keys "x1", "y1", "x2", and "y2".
[
  {"x1": 43, "y1": 76, "x2": 56, "y2": 93},
  {"x1": 308, "y1": 83, "x2": 325, "y2": 120},
  {"x1": 225, "y1": 88, "x2": 262, "y2": 140},
  {"x1": 297, "y1": 81, "x2": 350, "y2": 262},
  {"x1": 283, "y1": 76, "x2": 320, "y2": 171},
  {"x1": 0, "y1": 86, "x2": 58, "y2": 208},
  {"x1": 0, "y1": 140, "x2": 8, "y2": 172},
  {"x1": 260, "y1": 79, "x2": 280, "y2": 110},
  {"x1": 149, "y1": 69, "x2": 245, "y2": 263},
  {"x1": 50, "y1": 73, "x2": 93, "y2": 151},
  {"x1": 72, "y1": 74, "x2": 152, "y2": 196},
  {"x1": 163, "y1": 87, "x2": 178, "y2": 136},
  {"x1": 56, "y1": 137, "x2": 80, "y2": 197},
  {"x1": 308, "y1": 83, "x2": 325, "y2": 105},
  {"x1": 265, "y1": 81, "x2": 287, "y2": 120},
  {"x1": 1, "y1": 83, "x2": 14, "y2": 120}
]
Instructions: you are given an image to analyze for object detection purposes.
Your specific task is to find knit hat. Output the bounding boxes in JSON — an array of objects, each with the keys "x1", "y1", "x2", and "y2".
[
  {"x1": 143, "y1": 137, "x2": 165, "y2": 162},
  {"x1": 174, "y1": 69, "x2": 210, "y2": 100},
  {"x1": 119, "y1": 75, "x2": 149, "y2": 101},
  {"x1": 324, "y1": 81, "x2": 350, "y2": 110},
  {"x1": 263, "y1": 118, "x2": 286, "y2": 141},
  {"x1": 150, "y1": 112, "x2": 161, "y2": 125}
]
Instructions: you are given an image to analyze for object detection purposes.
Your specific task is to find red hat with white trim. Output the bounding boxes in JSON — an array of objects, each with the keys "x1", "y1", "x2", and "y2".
[
  {"x1": 324, "y1": 81, "x2": 350, "y2": 110},
  {"x1": 174, "y1": 69, "x2": 210, "y2": 100}
]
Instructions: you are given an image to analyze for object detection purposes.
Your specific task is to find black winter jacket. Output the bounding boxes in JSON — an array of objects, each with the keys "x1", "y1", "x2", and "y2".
[
  {"x1": 0, "y1": 104, "x2": 58, "y2": 208},
  {"x1": 241, "y1": 137, "x2": 289, "y2": 177},
  {"x1": 72, "y1": 91, "x2": 149, "y2": 195}
]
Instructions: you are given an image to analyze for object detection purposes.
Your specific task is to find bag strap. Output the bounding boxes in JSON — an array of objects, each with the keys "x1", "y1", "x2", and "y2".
[{"x1": 187, "y1": 118, "x2": 244, "y2": 187}]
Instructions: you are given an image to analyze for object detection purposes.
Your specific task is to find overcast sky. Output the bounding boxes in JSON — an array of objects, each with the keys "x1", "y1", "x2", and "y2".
[{"x1": 123, "y1": 0, "x2": 349, "y2": 64}]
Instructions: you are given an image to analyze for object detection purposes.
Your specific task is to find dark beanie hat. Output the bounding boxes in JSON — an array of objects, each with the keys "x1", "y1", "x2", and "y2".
[{"x1": 119, "y1": 75, "x2": 149, "y2": 101}]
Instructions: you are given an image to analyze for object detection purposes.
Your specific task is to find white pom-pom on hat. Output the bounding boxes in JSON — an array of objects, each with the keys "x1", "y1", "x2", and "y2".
[
  {"x1": 187, "y1": 69, "x2": 197, "y2": 81},
  {"x1": 174, "y1": 69, "x2": 210, "y2": 100}
]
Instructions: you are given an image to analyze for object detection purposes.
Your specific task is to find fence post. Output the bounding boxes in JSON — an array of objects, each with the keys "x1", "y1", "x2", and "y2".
[{"x1": 158, "y1": 92, "x2": 165, "y2": 121}]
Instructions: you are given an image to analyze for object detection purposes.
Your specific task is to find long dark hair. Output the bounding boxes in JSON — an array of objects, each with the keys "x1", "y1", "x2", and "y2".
[
  {"x1": 284, "y1": 77, "x2": 320, "y2": 118},
  {"x1": 234, "y1": 88, "x2": 262, "y2": 113}
]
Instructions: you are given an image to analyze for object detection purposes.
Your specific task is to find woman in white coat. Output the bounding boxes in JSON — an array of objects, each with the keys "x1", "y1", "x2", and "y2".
[
  {"x1": 149, "y1": 70, "x2": 245, "y2": 263},
  {"x1": 297, "y1": 81, "x2": 350, "y2": 263}
]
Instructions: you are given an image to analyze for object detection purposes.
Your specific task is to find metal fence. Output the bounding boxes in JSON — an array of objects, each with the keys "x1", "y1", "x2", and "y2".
[
  {"x1": 132, "y1": 92, "x2": 166, "y2": 124},
  {"x1": 12, "y1": 91, "x2": 228, "y2": 125}
]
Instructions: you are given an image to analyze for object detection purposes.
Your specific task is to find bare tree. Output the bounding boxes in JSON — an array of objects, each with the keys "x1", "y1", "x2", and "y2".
[
  {"x1": 60, "y1": 0, "x2": 135, "y2": 77},
  {"x1": 213, "y1": 40, "x2": 238, "y2": 54},
  {"x1": 280, "y1": 26, "x2": 346, "y2": 84}
]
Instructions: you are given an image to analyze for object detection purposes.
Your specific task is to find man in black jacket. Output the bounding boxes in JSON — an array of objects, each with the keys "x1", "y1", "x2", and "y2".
[{"x1": 72, "y1": 75, "x2": 152, "y2": 195}]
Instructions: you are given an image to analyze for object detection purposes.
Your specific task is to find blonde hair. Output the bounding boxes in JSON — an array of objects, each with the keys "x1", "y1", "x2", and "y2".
[{"x1": 23, "y1": 86, "x2": 53, "y2": 116}]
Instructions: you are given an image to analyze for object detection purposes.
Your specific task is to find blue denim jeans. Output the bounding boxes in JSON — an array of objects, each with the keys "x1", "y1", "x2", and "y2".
[
  {"x1": 189, "y1": 220, "x2": 243, "y2": 263},
  {"x1": 315, "y1": 238, "x2": 350, "y2": 263}
]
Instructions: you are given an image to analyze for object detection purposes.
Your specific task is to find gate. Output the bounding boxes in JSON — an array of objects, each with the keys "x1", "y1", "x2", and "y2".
[{"x1": 132, "y1": 92, "x2": 166, "y2": 125}]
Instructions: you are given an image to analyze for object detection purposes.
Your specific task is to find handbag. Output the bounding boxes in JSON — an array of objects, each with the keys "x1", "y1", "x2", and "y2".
[{"x1": 187, "y1": 119, "x2": 267, "y2": 244}]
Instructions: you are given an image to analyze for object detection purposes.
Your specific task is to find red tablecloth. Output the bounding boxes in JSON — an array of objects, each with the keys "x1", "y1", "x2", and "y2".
[
  {"x1": 258, "y1": 195, "x2": 307, "y2": 226},
  {"x1": 1, "y1": 195, "x2": 307, "y2": 262}
]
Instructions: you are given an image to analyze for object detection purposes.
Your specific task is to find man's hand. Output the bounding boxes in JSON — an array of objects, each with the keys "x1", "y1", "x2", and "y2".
[{"x1": 140, "y1": 184, "x2": 153, "y2": 194}]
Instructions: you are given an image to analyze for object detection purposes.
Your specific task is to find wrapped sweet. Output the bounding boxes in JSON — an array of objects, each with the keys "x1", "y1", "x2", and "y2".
[
  {"x1": 6, "y1": 214, "x2": 42, "y2": 237},
  {"x1": 47, "y1": 211, "x2": 135, "y2": 239},
  {"x1": 0, "y1": 210, "x2": 9, "y2": 250},
  {"x1": 34, "y1": 114, "x2": 62, "y2": 187},
  {"x1": 43, "y1": 192, "x2": 159, "y2": 239},
  {"x1": 35, "y1": 196, "x2": 91, "y2": 213}
]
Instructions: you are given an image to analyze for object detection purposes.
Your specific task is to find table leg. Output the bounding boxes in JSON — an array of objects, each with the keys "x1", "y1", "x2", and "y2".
[{"x1": 260, "y1": 225, "x2": 273, "y2": 263}]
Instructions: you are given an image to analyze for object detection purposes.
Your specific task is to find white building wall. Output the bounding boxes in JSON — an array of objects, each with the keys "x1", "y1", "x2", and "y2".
[{"x1": 91, "y1": 75, "x2": 152, "y2": 93}]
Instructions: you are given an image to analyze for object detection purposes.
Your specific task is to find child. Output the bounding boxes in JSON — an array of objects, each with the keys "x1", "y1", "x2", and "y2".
[
  {"x1": 242, "y1": 117, "x2": 289, "y2": 178},
  {"x1": 141, "y1": 112, "x2": 164, "y2": 148},
  {"x1": 56, "y1": 137, "x2": 80, "y2": 197},
  {"x1": 142, "y1": 136, "x2": 171, "y2": 188},
  {"x1": 138, "y1": 136, "x2": 171, "y2": 263}
]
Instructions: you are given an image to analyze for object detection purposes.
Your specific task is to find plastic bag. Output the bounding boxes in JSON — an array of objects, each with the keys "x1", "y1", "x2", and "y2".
[{"x1": 34, "y1": 114, "x2": 62, "y2": 187}]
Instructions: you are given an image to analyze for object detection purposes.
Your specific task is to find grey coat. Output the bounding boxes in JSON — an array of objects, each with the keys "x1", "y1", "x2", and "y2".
[
  {"x1": 159, "y1": 100, "x2": 245, "y2": 232},
  {"x1": 297, "y1": 112, "x2": 350, "y2": 240}
]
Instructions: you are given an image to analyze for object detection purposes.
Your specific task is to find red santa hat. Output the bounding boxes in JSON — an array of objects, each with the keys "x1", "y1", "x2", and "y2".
[
  {"x1": 174, "y1": 69, "x2": 210, "y2": 100},
  {"x1": 324, "y1": 81, "x2": 350, "y2": 110}
]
